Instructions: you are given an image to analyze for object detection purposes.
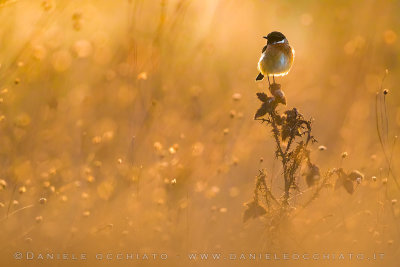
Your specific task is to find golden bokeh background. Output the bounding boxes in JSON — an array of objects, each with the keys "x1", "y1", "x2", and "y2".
[{"x1": 0, "y1": 0, "x2": 399, "y2": 266}]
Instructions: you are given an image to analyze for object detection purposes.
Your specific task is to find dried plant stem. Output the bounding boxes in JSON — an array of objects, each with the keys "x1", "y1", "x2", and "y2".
[
  {"x1": 6, "y1": 183, "x2": 17, "y2": 219},
  {"x1": 251, "y1": 82, "x2": 316, "y2": 211},
  {"x1": 2, "y1": 204, "x2": 35, "y2": 223},
  {"x1": 255, "y1": 170, "x2": 280, "y2": 207},
  {"x1": 375, "y1": 93, "x2": 400, "y2": 190}
]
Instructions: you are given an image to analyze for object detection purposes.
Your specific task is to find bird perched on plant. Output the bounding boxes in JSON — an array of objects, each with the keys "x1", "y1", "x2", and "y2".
[{"x1": 256, "y1": 31, "x2": 294, "y2": 86}]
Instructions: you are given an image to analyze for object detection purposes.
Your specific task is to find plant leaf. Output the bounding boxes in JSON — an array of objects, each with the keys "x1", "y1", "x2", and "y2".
[
  {"x1": 243, "y1": 201, "x2": 267, "y2": 222},
  {"x1": 305, "y1": 163, "x2": 320, "y2": 187},
  {"x1": 256, "y1": 92, "x2": 268, "y2": 102},
  {"x1": 254, "y1": 103, "x2": 268, "y2": 119},
  {"x1": 343, "y1": 179, "x2": 354, "y2": 194},
  {"x1": 348, "y1": 170, "x2": 364, "y2": 181}
]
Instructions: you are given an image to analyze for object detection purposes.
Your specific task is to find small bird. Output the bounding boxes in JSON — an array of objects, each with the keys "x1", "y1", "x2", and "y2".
[{"x1": 256, "y1": 31, "x2": 294, "y2": 86}]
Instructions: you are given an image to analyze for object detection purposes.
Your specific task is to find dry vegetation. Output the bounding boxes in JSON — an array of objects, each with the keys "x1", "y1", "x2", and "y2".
[{"x1": 0, "y1": 0, "x2": 400, "y2": 266}]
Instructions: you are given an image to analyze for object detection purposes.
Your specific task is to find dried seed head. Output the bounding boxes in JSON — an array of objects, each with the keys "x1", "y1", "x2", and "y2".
[
  {"x1": 41, "y1": 0, "x2": 55, "y2": 12},
  {"x1": 232, "y1": 93, "x2": 242, "y2": 101},
  {"x1": 341, "y1": 152, "x2": 348, "y2": 159},
  {"x1": 168, "y1": 146, "x2": 176, "y2": 154},
  {"x1": 232, "y1": 157, "x2": 239, "y2": 166},
  {"x1": 0, "y1": 179, "x2": 7, "y2": 190},
  {"x1": 392, "y1": 199, "x2": 397, "y2": 205},
  {"x1": 318, "y1": 145, "x2": 327, "y2": 151},
  {"x1": 383, "y1": 89, "x2": 389, "y2": 95},
  {"x1": 137, "y1": 72, "x2": 148, "y2": 80},
  {"x1": 153, "y1": 142, "x2": 163, "y2": 151},
  {"x1": 87, "y1": 175, "x2": 95, "y2": 183},
  {"x1": 35, "y1": 216, "x2": 43, "y2": 223},
  {"x1": 39, "y1": 198, "x2": 47, "y2": 204},
  {"x1": 92, "y1": 136, "x2": 102, "y2": 144},
  {"x1": 371, "y1": 176, "x2": 377, "y2": 182},
  {"x1": 382, "y1": 178, "x2": 388, "y2": 185},
  {"x1": 19, "y1": 186, "x2": 27, "y2": 194}
]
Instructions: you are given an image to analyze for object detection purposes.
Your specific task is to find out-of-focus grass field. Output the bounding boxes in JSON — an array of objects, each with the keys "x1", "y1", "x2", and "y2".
[{"x1": 0, "y1": 0, "x2": 400, "y2": 266}]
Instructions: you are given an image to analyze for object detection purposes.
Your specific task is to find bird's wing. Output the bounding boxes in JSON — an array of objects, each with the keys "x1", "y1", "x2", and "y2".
[{"x1": 261, "y1": 44, "x2": 268, "y2": 53}]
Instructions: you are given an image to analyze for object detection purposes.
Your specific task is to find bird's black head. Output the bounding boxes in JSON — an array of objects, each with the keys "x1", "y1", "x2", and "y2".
[{"x1": 263, "y1": 31, "x2": 286, "y2": 45}]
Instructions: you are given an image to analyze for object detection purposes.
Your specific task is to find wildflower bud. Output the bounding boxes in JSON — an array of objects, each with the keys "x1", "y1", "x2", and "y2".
[{"x1": 269, "y1": 83, "x2": 286, "y2": 105}]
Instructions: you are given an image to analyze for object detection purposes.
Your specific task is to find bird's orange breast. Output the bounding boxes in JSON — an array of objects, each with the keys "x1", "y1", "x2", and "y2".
[{"x1": 258, "y1": 43, "x2": 294, "y2": 76}]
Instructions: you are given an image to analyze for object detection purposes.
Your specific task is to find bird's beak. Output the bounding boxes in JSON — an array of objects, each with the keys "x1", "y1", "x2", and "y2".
[{"x1": 263, "y1": 36, "x2": 268, "y2": 39}]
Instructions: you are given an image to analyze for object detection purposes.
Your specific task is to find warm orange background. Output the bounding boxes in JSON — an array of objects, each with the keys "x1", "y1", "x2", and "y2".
[{"x1": 0, "y1": 0, "x2": 399, "y2": 266}]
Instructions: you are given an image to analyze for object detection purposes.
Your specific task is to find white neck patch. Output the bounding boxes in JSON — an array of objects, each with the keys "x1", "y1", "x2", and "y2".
[{"x1": 273, "y1": 39, "x2": 285, "y2": 44}]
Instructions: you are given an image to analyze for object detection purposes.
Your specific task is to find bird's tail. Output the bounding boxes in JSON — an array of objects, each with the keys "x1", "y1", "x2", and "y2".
[{"x1": 256, "y1": 73, "x2": 264, "y2": 81}]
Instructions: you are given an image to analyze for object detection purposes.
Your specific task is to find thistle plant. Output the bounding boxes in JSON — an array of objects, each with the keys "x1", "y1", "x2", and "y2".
[
  {"x1": 244, "y1": 82, "x2": 369, "y2": 224},
  {"x1": 244, "y1": 82, "x2": 319, "y2": 222}
]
